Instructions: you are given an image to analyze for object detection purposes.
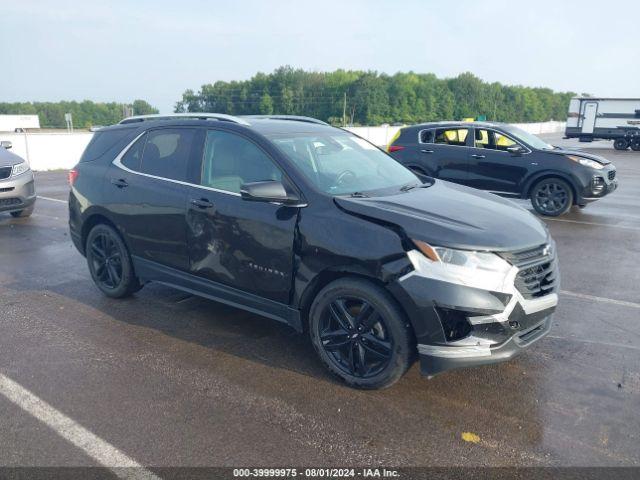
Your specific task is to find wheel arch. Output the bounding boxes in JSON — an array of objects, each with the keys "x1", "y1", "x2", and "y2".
[
  {"x1": 80, "y1": 212, "x2": 126, "y2": 254},
  {"x1": 296, "y1": 266, "x2": 416, "y2": 344},
  {"x1": 523, "y1": 172, "x2": 579, "y2": 205}
]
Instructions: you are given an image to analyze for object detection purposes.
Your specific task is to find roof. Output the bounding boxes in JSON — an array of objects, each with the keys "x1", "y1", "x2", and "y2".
[
  {"x1": 572, "y1": 97, "x2": 640, "y2": 101},
  {"x1": 113, "y1": 113, "x2": 336, "y2": 134}
]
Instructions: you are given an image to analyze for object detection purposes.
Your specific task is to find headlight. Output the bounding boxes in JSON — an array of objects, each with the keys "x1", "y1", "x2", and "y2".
[
  {"x1": 566, "y1": 155, "x2": 603, "y2": 170},
  {"x1": 12, "y1": 162, "x2": 30, "y2": 177},
  {"x1": 410, "y1": 240, "x2": 516, "y2": 293}
]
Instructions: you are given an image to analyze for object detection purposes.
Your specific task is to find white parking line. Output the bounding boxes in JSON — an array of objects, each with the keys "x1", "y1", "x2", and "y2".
[
  {"x1": 545, "y1": 217, "x2": 640, "y2": 231},
  {"x1": 37, "y1": 195, "x2": 67, "y2": 204},
  {"x1": 560, "y1": 290, "x2": 640, "y2": 309},
  {"x1": 547, "y1": 335, "x2": 640, "y2": 352},
  {"x1": 0, "y1": 373, "x2": 160, "y2": 480}
]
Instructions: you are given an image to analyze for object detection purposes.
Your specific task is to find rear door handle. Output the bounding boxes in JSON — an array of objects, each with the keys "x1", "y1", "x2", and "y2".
[
  {"x1": 190, "y1": 198, "x2": 214, "y2": 209},
  {"x1": 471, "y1": 154, "x2": 486, "y2": 159},
  {"x1": 110, "y1": 178, "x2": 128, "y2": 188},
  {"x1": 420, "y1": 149, "x2": 434, "y2": 154}
]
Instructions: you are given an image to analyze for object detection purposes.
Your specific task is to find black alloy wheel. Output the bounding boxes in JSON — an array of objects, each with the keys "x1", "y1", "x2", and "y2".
[
  {"x1": 309, "y1": 278, "x2": 413, "y2": 389},
  {"x1": 319, "y1": 297, "x2": 393, "y2": 378},
  {"x1": 86, "y1": 224, "x2": 141, "y2": 298},
  {"x1": 90, "y1": 232, "x2": 123, "y2": 289},
  {"x1": 531, "y1": 178, "x2": 573, "y2": 216}
]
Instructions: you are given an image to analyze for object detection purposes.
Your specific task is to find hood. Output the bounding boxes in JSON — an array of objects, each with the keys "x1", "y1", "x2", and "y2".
[
  {"x1": 545, "y1": 147, "x2": 611, "y2": 165},
  {"x1": 335, "y1": 180, "x2": 549, "y2": 252},
  {"x1": 0, "y1": 147, "x2": 26, "y2": 168}
]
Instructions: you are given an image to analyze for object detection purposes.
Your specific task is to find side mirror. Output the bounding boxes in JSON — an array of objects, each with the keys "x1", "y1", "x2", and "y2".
[
  {"x1": 0, "y1": 141, "x2": 12, "y2": 150},
  {"x1": 507, "y1": 145, "x2": 526, "y2": 156},
  {"x1": 240, "y1": 181, "x2": 304, "y2": 206}
]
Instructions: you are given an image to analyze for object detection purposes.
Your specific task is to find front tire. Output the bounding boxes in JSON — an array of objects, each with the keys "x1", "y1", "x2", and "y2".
[
  {"x1": 10, "y1": 204, "x2": 34, "y2": 218},
  {"x1": 530, "y1": 178, "x2": 573, "y2": 217},
  {"x1": 630, "y1": 139, "x2": 640, "y2": 152},
  {"x1": 86, "y1": 224, "x2": 141, "y2": 298},
  {"x1": 308, "y1": 278, "x2": 413, "y2": 389},
  {"x1": 614, "y1": 138, "x2": 629, "y2": 150}
]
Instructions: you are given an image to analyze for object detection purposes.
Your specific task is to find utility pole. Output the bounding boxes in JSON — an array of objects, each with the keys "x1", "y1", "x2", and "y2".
[{"x1": 342, "y1": 92, "x2": 347, "y2": 127}]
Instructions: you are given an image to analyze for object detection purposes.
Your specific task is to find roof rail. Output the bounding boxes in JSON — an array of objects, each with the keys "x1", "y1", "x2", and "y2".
[
  {"x1": 242, "y1": 115, "x2": 329, "y2": 125},
  {"x1": 118, "y1": 113, "x2": 250, "y2": 126}
]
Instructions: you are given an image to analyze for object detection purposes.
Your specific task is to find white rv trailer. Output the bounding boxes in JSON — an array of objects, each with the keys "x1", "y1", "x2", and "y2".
[{"x1": 565, "y1": 97, "x2": 640, "y2": 150}]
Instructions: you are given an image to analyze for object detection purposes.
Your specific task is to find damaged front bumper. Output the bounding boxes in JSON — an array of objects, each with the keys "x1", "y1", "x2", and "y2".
[
  {"x1": 416, "y1": 294, "x2": 555, "y2": 376},
  {"x1": 389, "y1": 243, "x2": 559, "y2": 376}
]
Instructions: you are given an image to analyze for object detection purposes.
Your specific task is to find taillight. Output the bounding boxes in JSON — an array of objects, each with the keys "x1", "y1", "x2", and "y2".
[
  {"x1": 68, "y1": 169, "x2": 79, "y2": 186},
  {"x1": 388, "y1": 145, "x2": 405, "y2": 153}
]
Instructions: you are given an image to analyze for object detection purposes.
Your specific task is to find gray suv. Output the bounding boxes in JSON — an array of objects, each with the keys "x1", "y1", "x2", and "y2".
[{"x1": 0, "y1": 141, "x2": 36, "y2": 217}]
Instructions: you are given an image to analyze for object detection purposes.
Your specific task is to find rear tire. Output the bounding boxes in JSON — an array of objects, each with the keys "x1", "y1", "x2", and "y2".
[
  {"x1": 86, "y1": 224, "x2": 142, "y2": 298},
  {"x1": 308, "y1": 278, "x2": 413, "y2": 389},
  {"x1": 614, "y1": 138, "x2": 629, "y2": 150},
  {"x1": 630, "y1": 139, "x2": 640, "y2": 152},
  {"x1": 530, "y1": 178, "x2": 573, "y2": 217},
  {"x1": 10, "y1": 204, "x2": 34, "y2": 218}
]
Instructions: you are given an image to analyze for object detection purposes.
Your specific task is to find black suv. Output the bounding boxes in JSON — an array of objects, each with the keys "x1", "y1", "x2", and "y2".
[
  {"x1": 69, "y1": 114, "x2": 559, "y2": 389},
  {"x1": 387, "y1": 121, "x2": 617, "y2": 216}
]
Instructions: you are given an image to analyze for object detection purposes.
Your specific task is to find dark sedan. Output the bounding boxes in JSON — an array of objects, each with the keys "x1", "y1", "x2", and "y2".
[{"x1": 387, "y1": 121, "x2": 618, "y2": 216}]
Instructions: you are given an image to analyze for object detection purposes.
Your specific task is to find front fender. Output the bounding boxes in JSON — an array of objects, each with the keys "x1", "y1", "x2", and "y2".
[{"x1": 521, "y1": 170, "x2": 580, "y2": 200}]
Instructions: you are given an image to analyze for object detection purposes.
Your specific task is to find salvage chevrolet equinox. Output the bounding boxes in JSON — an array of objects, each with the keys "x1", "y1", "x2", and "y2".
[{"x1": 69, "y1": 114, "x2": 559, "y2": 389}]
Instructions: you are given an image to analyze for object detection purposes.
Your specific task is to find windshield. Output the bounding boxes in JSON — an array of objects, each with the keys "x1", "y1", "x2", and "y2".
[
  {"x1": 502, "y1": 125, "x2": 554, "y2": 150},
  {"x1": 268, "y1": 132, "x2": 419, "y2": 196}
]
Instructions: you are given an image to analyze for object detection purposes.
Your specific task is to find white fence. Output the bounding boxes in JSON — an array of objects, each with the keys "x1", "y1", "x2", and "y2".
[
  {"x1": 1, "y1": 131, "x2": 93, "y2": 171},
  {"x1": 1, "y1": 120, "x2": 566, "y2": 171}
]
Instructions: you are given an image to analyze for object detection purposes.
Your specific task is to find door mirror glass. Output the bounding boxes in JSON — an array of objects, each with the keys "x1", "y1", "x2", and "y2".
[
  {"x1": 240, "y1": 180, "x2": 302, "y2": 205},
  {"x1": 0, "y1": 141, "x2": 12, "y2": 150},
  {"x1": 507, "y1": 145, "x2": 526, "y2": 155}
]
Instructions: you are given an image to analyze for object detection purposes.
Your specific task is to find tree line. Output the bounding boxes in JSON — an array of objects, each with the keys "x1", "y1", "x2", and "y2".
[
  {"x1": 175, "y1": 66, "x2": 575, "y2": 125},
  {"x1": 0, "y1": 100, "x2": 158, "y2": 128}
]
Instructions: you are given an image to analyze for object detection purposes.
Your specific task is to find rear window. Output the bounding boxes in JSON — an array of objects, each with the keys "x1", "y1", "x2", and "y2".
[
  {"x1": 139, "y1": 128, "x2": 196, "y2": 181},
  {"x1": 80, "y1": 127, "x2": 137, "y2": 163}
]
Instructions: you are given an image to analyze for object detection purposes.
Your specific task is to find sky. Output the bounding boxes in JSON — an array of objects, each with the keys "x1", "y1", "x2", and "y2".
[{"x1": 1, "y1": 0, "x2": 638, "y2": 113}]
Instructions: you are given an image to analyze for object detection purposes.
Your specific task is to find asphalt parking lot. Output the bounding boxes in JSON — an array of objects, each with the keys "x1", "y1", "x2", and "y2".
[{"x1": 0, "y1": 134, "x2": 639, "y2": 473}]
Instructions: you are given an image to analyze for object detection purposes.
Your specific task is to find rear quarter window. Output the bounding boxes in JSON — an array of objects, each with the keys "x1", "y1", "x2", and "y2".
[{"x1": 80, "y1": 127, "x2": 138, "y2": 163}]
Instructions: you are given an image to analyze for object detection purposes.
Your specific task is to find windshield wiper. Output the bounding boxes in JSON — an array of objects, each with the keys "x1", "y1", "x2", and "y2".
[
  {"x1": 399, "y1": 182, "x2": 420, "y2": 192},
  {"x1": 349, "y1": 191, "x2": 369, "y2": 198}
]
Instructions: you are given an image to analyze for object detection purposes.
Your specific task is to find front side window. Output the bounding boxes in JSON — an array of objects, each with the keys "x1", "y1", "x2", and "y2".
[
  {"x1": 434, "y1": 128, "x2": 468, "y2": 146},
  {"x1": 474, "y1": 129, "x2": 520, "y2": 152},
  {"x1": 493, "y1": 131, "x2": 517, "y2": 151},
  {"x1": 474, "y1": 129, "x2": 490, "y2": 148},
  {"x1": 139, "y1": 128, "x2": 195, "y2": 181},
  {"x1": 269, "y1": 132, "x2": 419, "y2": 196},
  {"x1": 201, "y1": 130, "x2": 282, "y2": 193}
]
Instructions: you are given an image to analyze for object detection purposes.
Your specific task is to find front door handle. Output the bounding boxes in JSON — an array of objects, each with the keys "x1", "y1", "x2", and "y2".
[
  {"x1": 190, "y1": 198, "x2": 214, "y2": 209},
  {"x1": 110, "y1": 178, "x2": 128, "y2": 188},
  {"x1": 420, "y1": 149, "x2": 434, "y2": 154},
  {"x1": 471, "y1": 154, "x2": 486, "y2": 159}
]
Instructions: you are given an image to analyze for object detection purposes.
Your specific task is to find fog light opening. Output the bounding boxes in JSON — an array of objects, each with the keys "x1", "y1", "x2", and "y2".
[
  {"x1": 436, "y1": 308, "x2": 472, "y2": 342},
  {"x1": 591, "y1": 176, "x2": 605, "y2": 195}
]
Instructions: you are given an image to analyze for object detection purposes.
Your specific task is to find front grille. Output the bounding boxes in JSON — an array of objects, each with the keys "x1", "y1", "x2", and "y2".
[
  {"x1": 516, "y1": 262, "x2": 557, "y2": 299},
  {"x1": 499, "y1": 244, "x2": 558, "y2": 299},
  {"x1": 0, "y1": 167, "x2": 11, "y2": 180},
  {"x1": 0, "y1": 198, "x2": 21, "y2": 206},
  {"x1": 0, "y1": 187, "x2": 14, "y2": 193},
  {"x1": 608, "y1": 170, "x2": 616, "y2": 181}
]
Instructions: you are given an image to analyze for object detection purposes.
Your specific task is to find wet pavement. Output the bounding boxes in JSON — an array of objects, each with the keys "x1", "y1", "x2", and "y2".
[{"x1": 0, "y1": 135, "x2": 639, "y2": 469}]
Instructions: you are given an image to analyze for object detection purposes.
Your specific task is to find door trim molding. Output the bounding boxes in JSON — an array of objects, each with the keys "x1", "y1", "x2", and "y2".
[{"x1": 132, "y1": 256, "x2": 302, "y2": 332}]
